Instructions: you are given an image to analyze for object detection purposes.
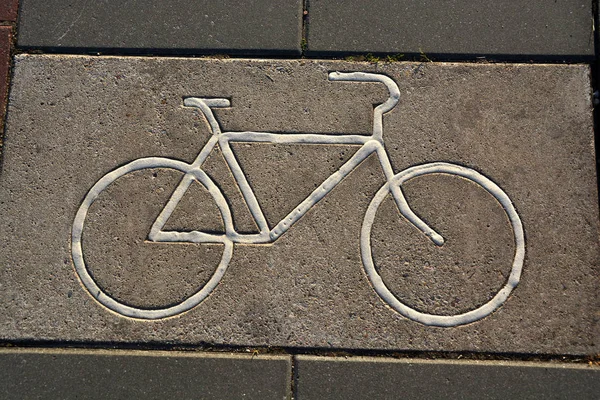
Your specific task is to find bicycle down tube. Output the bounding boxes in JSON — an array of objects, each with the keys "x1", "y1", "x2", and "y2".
[{"x1": 150, "y1": 71, "x2": 445, "y2": 247}]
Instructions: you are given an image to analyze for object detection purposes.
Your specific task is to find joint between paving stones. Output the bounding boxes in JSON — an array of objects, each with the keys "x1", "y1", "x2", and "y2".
[
  {"x1": 1, "y1": 340, "x2": 598, "y2": 366},
  {"x1": 290, "y1": 355, "x2": 297, "y2": 399},
  {"x1": 301, "y1": 0, "x2": 309, "y2": 56}
]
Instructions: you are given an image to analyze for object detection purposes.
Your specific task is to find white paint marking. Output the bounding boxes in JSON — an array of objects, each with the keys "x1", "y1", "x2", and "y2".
[{"x1": 72, "y1": 74, "x2": 525, "y2": 326}]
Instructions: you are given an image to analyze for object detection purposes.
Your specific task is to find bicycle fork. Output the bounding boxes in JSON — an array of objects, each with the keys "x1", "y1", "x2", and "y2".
[{"x1": 372, "y1": 141, "x2": 445, "y2": 246}]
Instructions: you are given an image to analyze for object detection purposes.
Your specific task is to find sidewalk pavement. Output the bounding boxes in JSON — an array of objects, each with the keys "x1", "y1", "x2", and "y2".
[
  {"x1": 1, "y1": 348, "x2": 599, "y2": 400},
  {"x1": 0, "y1": 1, "x2": 599, "y2": 399}
]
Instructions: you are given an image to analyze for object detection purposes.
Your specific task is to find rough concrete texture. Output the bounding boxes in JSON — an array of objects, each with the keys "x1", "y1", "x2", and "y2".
[
  {"x1": 17, "y1": 0, "x2": 302, "y2": 55},
  {"x1": 0, "y1": 348, "x2": 291, "y2": 400},
  {"x1": 306, "y1": 0, "x2": 594, "y2": 59},
  {"x1": 295, "y1": 356, "x2": 600, "y2": 400},
  {"x1": 0, "y1": 56, "x2": 598, "y2": 354}
]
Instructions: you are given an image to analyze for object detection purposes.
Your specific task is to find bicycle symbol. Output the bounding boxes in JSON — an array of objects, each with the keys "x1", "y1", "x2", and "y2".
[{"x1": 71, "y1": 72, "x2": 525, "y2": 327}]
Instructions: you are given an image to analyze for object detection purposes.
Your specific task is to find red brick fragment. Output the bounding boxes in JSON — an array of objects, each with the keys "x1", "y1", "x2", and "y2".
[
  {"x1": 0, "y1": 26, "x2": 11, "y2": 128},
  {"x1": 0, "y1": 0, "x2": 18, "y2": 22}
]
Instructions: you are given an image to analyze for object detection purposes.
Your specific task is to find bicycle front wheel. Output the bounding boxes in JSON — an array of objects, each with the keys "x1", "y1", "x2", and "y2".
[
  {"x1": 361, "y1": 162, "x2": 524, "y2": 327},
  {"x1": 72, "y1": 157, "x2": 233, "y2": 320}
]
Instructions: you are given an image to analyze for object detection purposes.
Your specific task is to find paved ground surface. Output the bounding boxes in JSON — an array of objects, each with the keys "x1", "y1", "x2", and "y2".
[
  {"x1": 295, "y1": 356, "x2": 600, "y2": 400},
  {"x1": 305, "y1": 0, "x2": 594, "y2": 59},
  {"x1": 15, "y1": 0, "x2": 594, "y2": 60},
  {"x1": 1, "y1": 348, "x2": 598, "y2": 400},
  {"x1": 0, "y1": 348, "x2": 292, "y2": 400},
  {"x1": 0, "y1": 1, "x2": 599, "y2": 398},
  {"x1": 17, "y1": 0, "x2": 303, "y2": 55},
  {"x1": 0, "y1": 57, "x2": 597, "y2": 355}
]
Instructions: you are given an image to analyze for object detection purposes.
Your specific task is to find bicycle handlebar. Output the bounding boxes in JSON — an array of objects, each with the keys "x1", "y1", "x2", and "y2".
[
  {"x1": 328, "y1": 71, "x2": 400, "y2": 114},
  {"x1": 184, "y1": 97, "x2": 230, "y2": 108},
  {"x1": 329, "y1": 71, "x2": 400, "y2": 140}
]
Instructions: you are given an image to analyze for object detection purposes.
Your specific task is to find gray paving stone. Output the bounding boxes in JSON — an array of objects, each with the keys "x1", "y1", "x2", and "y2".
[
  {"x1": 0, "y1": 56, "x2": 598, "y2": 354},
  {"x1": 17, "y1": 0, "x2": 302, "y2": 55},
  {"x1": 0, "y1": 348, "x2": 291, "y2": 400},
  {"x1": 294, "y1": 356, "x2": 600, "y2": 400},
  {"x1": 306, "y1": 0, "x2": 594, "y2": 59}
]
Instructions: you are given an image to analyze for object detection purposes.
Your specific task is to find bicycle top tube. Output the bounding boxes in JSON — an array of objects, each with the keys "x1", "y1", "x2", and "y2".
[
  {"x1": 183, "y1": 99, "x2": 374, "y2": 142},
  {"x1": 218, "y1": 131, "x2": 373, "y2": 146}
]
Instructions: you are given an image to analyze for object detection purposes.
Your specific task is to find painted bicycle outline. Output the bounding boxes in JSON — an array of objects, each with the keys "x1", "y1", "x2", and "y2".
[{"x1": 72, "y1": 71, "x2": 525, "y2": 327}]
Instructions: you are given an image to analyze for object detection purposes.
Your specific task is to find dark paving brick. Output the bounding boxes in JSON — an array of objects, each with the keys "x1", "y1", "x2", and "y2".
[
  {"x1": 17, "y1": 0, "x2": 302, "y2": 55},
  {"x1": 295, "y1": 356, "x2": 600, "y2": 400},
  {"x1": 0, "y1": 349, "x2": 292, "y2": 400},
  {"x1": 0, "y1": 0, "x2": 18, "y2": 22},
  {"x1": 0, "y1": 26, "x2": 10, "y2": 127},
  {"x1": 306, "y1": 0, "x2": 594, "y2": 60}
]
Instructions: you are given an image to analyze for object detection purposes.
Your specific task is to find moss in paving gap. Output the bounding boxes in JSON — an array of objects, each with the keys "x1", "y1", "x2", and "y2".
[
  {"x1": 344, "y1": 53, "x2": 420, "y2": 63},
  {"x1": 419, "y1": 48, "x2": 433, "y2": 62},
  {"x1": 364, "y1": 53, "x2": 379, "y2": 62},
  {"x1": 301, "y1": 38, "x2": 307, "y2": 51},
  {"x1": 386, "y1": 54, "x2": 405, "y2": 62},
  {"x1": 588, "y1": 353, "x2": 600, "y2": 367},
  {"x1": 200, "y1": 54, "x2": 230, "y2": 59}
]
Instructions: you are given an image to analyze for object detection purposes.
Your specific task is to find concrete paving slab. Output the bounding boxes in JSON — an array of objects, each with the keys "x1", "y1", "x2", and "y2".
[
  {"x1": 294, "y1": 356, "x2": 600, "y2": 400},
  {"x1": 0, "y1": 56, "x2": 598, "y2": 354},
  {"x1": 306, "y1": 1, "x2": 594, "y2": 60},
  {"x1": 0, "y1": 348, "x2": 291, "y2": 400},
  {"x1": 17, "y1": 0, "x2": 302, "y2": 55}
]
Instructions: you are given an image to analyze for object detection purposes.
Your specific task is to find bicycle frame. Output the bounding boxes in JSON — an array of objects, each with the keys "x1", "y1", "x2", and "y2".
[
  {"x1": 149, "y1": 72, "x2": 444, "y2": 247},
  {"x1": 72, "y1": 70, "x2": 524, "y2": 324}
]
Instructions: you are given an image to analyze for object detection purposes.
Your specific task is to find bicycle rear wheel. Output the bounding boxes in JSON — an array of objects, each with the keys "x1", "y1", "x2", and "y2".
[
  {"x1": 361, "y1": 162, "x2": 524, "y2": 327},
  {"x1": 72, "y1": 157, "x2": 233, "y2": 320}
]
